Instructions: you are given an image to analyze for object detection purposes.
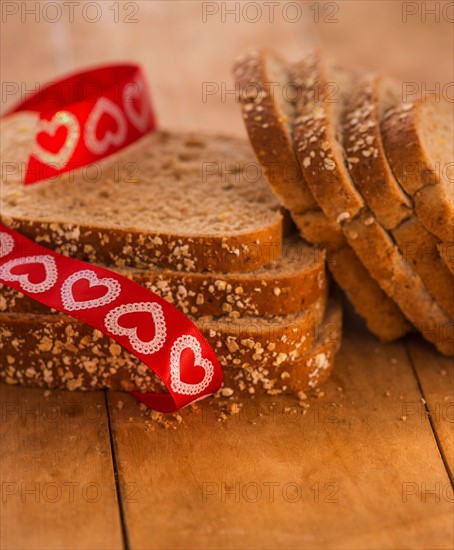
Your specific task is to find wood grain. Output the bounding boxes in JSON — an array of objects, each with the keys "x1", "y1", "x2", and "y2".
[
  {"x1": 0, "y1": 385, "x2": 123, "y2": 550},
  {"x1": 406, "y1": 336, "x2": 454, "y2": 478},
  {"x1": 107, "y1": 320, "x2": 454, "y2": 550}
]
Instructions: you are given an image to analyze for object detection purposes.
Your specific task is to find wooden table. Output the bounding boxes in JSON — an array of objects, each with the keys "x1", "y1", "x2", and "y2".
[{"x1": 1, "y1": 2, "x2": 453, "y2": 548}]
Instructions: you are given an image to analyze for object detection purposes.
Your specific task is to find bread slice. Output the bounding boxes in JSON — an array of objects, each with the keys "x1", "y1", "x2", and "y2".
[
  {"x1": 0, "y1": 297, "x2": 340, "y2": 396},
  {"x1": 0, "y1": 235, "x2": 327, "y2": 318},
  {"x1": 344, "y1": 74, "x2": 454, "y2": 319},
  {"x1": 343, "y1": 74, "x2": 413, "y2": 230},
  {"x1": 233, "y1": 49, "x2": 410, "y2": 342},
  {"x1": 0, "y1": 118, "x2": 282, "y2": 273},
  {"x1": 381, "y1": 99, "x2": 454, "y2": 244},
  {"x1": 292, "y1": 51, "x2": 453, "y2": 355},
  {"x1": 292, "y1": 213, "x2": 413, "y2": 341},
  {"x1": 233, "y1": 50, "x2": 318, "y2": 214},
  {"x1": 393, "y1": 218, "x2": 454, "y2": 319}
]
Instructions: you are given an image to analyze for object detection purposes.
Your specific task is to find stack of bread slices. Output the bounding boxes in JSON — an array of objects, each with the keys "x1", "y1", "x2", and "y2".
[
  {"x1": 234, "y1": 49, "x2": 453, "y2": 357},
  {"x1": 0, "y1": 113, "x2": 342, "y2": 397},
  {"x1": 2, "y1": 48, "x2": 451, "y2": 402}
]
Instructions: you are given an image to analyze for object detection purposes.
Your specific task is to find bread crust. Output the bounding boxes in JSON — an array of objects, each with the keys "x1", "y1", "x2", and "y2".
[
  {"x1": 292, "y1": 51, "x2": 453, "y2": 354},
  {"x1": 343, "y1": 74, "x2": 412, "y2": 229},
  {"x1": 0, "y1": 299, "x2": 341, "y2": 396},
  {"x1": 1, "y1": 214, "x2": 283, "y2": 274},
  {"x1": 0, "y1": 238, "x2": 327, "y2": 318},
  {"x1": 381, "y1": 101, "x2": 454, "y2": 243},
  {"x1": 393, "y1": 217, "x2": 454, "y2": 319},
  {"x1": 343, "y1": 210, "x2": 454, "y2": 355},
  {"x1": 235, "y1": 49, "x2": 409, "y2": 342},
  {"x1": 344, "y1": 74, "x2": 454, "y2": 320},
  {"x1": 233, "y1": 50, "x2": 317, "y2": 214},
  {"x1": 292, "y1": 53, "x2": 364, "y2": 221},
  {"x1": 328, "y1": 245, "x2": 411, "y2": 341}
]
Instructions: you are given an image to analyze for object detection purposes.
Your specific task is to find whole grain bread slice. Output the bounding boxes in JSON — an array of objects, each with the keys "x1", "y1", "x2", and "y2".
[
  {"x1": 343, "y1": 74, "x2": 413, "y2": 229},
  {"x1": 344, "y1": 73, "x2": 454, "y2": 319},
  {"x1": 0, "y1": 297, "x2": 340, "y2": 396},
  {"x1": 392, "y1": 217, "x2": 454, "y2": 319},
  {"x1": 292, "y1": 51, "x2": 453, "y2": 355},
  {"x1": 0, "y1": 116, "x2": 282, "y2": 273},
  {"x1": 381, "y1": 99, "x2": 454, "y2": 244},
  {"x1": 0, "y1": 236, "x2": 327, "y2": 318},
  {"x1": 233, "y1": 49, "x2": 410, "y2": 342}
]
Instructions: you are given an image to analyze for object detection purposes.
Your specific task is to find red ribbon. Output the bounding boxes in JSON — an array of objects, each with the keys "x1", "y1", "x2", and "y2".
[
  {"x1": 8, "y1": 64, "x2": 155, "y2": 185},
  {"x1": 1, "y1": 64, "x2": 223, "y2": 411},
  {"x1": 0, "y1": 225, "x2": 223, "y2": 412}
]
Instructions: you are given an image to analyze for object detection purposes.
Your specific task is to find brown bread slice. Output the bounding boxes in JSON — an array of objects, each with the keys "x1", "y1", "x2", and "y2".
[
  {"x1": 344, "y1": 74, "x2": 454, "y2": 319},
  {"x1": 343, "y1": 74, "x2": 413, "y2": 229},
  {"x1": 233, "y1": 50, "x2": 318, "y2": 214},
  {"x1": 233, "y1": 49, "x2": 410, "y2": 342},
  {"x1": 0, "y1": 236, "x2": 327, "y2": 318},
  {"x1": 0, "y1": 117, "x2": 282, "y2": 273},
  {"x1": 381, "y1": 99, "x2": 454, "y2": 244},
  {"x1": 0, "y1": 298, "x2": 340, "y2": 396},
  {"x1": 292, "y1": 51, "x2": 453, "y2": 355},
  {"x1": 393, "y1": 218, "x2": 454, "y2": 319},
  {"x1": 293, "y1": 212, "x2": 413, "y2": 341}
]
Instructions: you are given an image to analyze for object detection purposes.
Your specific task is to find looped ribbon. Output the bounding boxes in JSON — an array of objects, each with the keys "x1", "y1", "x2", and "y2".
[
  {"x1": 1, "y1": 64, "x2": 223, "y2": 411},
  {"x1": 9, "y1": 64, "x2": 156, "y2": 185}
]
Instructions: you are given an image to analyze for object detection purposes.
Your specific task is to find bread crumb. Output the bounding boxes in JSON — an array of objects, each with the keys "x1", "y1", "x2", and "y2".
[{"x1": 336, "y1": 212, "x2": 350, "y2": 223}]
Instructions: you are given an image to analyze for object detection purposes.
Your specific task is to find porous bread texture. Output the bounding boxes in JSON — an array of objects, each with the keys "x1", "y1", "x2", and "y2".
[
  {"x1": 292, "y1": 50, "x2": 453, "y2": 355},
  {"x1": 381, "y1": 99, "x2": 454, "y2": 244},
  {"x1": 0, "y1": 299, "x2": 341, "y2": 396},
  {"x1": 0, "y1": 112, "x2": 39, "y2": 182},
  {"x1": 0, "y1": 236, "x2": 327, "y2": 318},
  {"x1": 0, "y1": 123, "x2": 283, "y2": 273},
  {"x1": 234, "y1": 49, "x2": 409, "y2": 342},
  {"x1": 344, "y1": 73, "x2": 454, "y2": 320}
]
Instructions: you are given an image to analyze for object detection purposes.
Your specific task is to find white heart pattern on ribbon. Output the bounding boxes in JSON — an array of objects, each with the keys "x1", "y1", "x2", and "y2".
[
  {"x1": 170, "y1": 335, "x2": 214, "y2": 396},
  {"x1": 31, "y1": 111, "x2": 80, "y2": 168},
  {"x1": 104, "y1": 302, "x2": 166, "y2": 355},
  {"x1": 61, "y1": 269, "x2": 121, "y2": 311},
  {"x1": 123, "y1": 79, "x2": 150, "y2": 133},
  {"x1": 0, "y1": 232, "x2": 14, "y2": 259},
  {"x1": 85, "y1": 97, "x2": 128, "y2": 155},
  {"x1": 0, "y1": 255, "x2": 58, "y2": 293}
]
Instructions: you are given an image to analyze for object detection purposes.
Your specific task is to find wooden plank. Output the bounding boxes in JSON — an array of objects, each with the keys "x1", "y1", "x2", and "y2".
[
  {"x1": 0, "y1": 385, "x2": 124, "y2": 550},
  {"x1": 107, "y1": 321, "x2": 454, "y2": 550},
  {"x1": 406, "y1": 335, "x2": 454, "y2": 478}
]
